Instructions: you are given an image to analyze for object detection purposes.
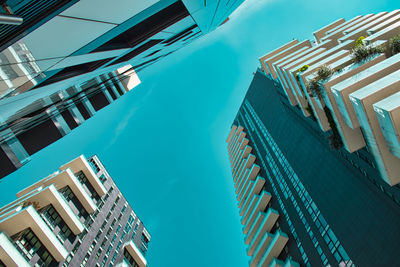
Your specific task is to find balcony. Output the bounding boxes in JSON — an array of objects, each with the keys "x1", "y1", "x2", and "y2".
[
  {"x1": 232, "y1": 145, "x2": 252, "y2": 177},
  {"x1": 259, "y1": 40, "x2": 298, "y2": 75},
  {"x1": 241, "y1": 191, "x2": 271, "y2": 228},
  {"x1": 122, "y1": 240, "x2": 147, "y2": 267},
  {"x1": 365, "y1": 20, "x2": 400, "y2": 45},
  {"x1": 331, "y1": 52, "x2": 400, "y2": 130},
  {"x1": 0, "y1": 184, "x2": 83, "y2": 239},
  {"x1": 233, "y1": 153, "x2": 255, "y2": 183},
  {"x1": 231, "y1": 135, "x2": 249, "y2": 167},
  {"x1": 0, "y1": 206, "x2": 68, "y2": 262},
  {"x1": 269, "y1": 258, "x2": 300, "y2": 267},
  {"x1": 245, "y1": 208, "x2": 279, "y2": 250},
  {"x1": 313, "y1": 18, "x2": 346, "y2": 43},
  {"x1": 321, "y1": 14, "x2": 374, "y2": 43},
  {"x1": 324, "y1": 16, "x2": 362, "y2": 36},
  {"x1": 373, "y1": 92, "x2": 400, "y2": 158},
  {"x1": 261, "y1": 40, "x2": 311, "y2": 80},
  {"x1": 235, "y1": 161, "x2": 258, "y2": 194},
  {"x1": 349, "y1": 69, "x2": 400, "y2": 185},
  {"x1": 319, "y1": 53, "x2": 385, "y2": 152},
  {"x1": 59, "y1": 155, "x2": 107, "y2": 197},
  {"x1": 257, "y1": 230, "x2": 289, "y2": 267},
  {"x1": 237, "y1": 172, "x2": 264, "y2": 207},
  {"x1": 339, "y1": 10, "x2": 400, "y2": 43},
  {"x1": 0, "y1": 232, "x2": 30, "y2": 267},
  {"x1": 17, "y1": 168, "x2": 97, "y2": 214},
  {"x1": 249, "y1": 231, "x2": 273, "y2": 267},
  {"x1": 226, "y1": 125, "x2": 238, "y2": 144},
  {"x1": 227, "y1": 126, "x2": 243, "y2": 154},
  {"x1": 367, "y1": 10, "x2": 400, "y2": 35}
]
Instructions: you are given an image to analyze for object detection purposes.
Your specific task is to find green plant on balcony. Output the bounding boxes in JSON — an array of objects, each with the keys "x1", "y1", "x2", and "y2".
[
  {"x1": 354, "y1": 36, "x2": 366, "y2": 48},
  {"x1": 307, "y1": 65, "x2": 335, "y2": 99},
  {"x1": 350, "y1": 44, "x2": 386, "y2": 63},
  {"x1": 389, "y1": 34, "x2": 400, "y2": 56},
  {"x1": 298, "y1": 65, "x2": 310, "y2": 73}
]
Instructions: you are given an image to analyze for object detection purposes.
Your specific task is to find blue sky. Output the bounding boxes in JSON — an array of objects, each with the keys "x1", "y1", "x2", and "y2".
[{"x1": 1, "y1": 0, "x2": 399, "y2": 266}]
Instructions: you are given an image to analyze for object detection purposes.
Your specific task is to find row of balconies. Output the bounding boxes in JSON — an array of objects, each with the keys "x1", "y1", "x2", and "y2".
[
  {"x1": 259, "y1": 9, "x2": 400, "y2": 186},
  {"x1": 226, "y1": 127, "x2": 299, "y2": 267},
  {"x1": 0, "y1": 155, "x2": 146, "y2": 267}
]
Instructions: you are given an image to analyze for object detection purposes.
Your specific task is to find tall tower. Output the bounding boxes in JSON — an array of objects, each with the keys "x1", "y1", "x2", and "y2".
[{"x1": 227, "y1": 10, "x2": 400, "y2": 266}]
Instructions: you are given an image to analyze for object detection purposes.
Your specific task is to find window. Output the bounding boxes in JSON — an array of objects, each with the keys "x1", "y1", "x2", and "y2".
[
  {"x1": 13, "y1": 228, "x2": 56, "y2": 266},
  {"x1": 60, "y1": 186, "x2": 89, "y2": 221}
]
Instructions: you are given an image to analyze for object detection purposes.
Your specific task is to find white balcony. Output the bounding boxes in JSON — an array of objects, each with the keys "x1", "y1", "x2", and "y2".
[
  {"x1": 226, "y1": 125, "x2": 238, "y2": 144},
  {"x1": 238, "y1": 173, "x2": 264, "y2": 208},
  {"x1": 257, "y1": 231, "x2": 289, "y2": 267},
  {"x1": 245, "y1": 208, "x2": 279, "y2": 252},
  {"x1": 331, "y1": 52, "x2": 400, "y2": 130},
  {"x1": 228, "y1": 126, "x2": 244, "y2": 154},
  {"x1": 232, "y1": 145, "x2": 253, "y2": 178},
  {"x1": 243, "y1": 192, "x2": 272, "y2": 235},
  {"x1": 0, "y1": 185, "x2": 83, "y2": 235},
  {"x1": 235, "y1": 161, "x2": 259, "y2": 194},
  {"x1": 339, "y1": 10, "x2": 400, "y2": 43},
  {"x1": 0, "y1": 206, "x2": 68, "y2": 262},
  {"x1": 123, "y1": 240, "x2": 147, "y2": 267},
  {"x1": 365, "y1": 20, "x2": 400, "y2": 45},
  {"x1": 259, "y1": 40, "x2": 299, "y2": 77},
  {"x1": 367, "y1": 10, "x2": 400, "y2": 35},
  {"x1": 319, "y1": 53, "x2": 386, "y2": 152},
  {"x1": 373, "y1": 92, "x2": 400, "y2": 158},
  {"x1": 233, "y1": 153, "x2": 255, "y2": 183},
  {"x1": 241, "y1": 191, "x2": 271, "y2": 226},
  {"x1": 321, "y1": 14, "x2": 374, "y2": 43},
  {"x1": 313, "y1": 18, "x2": 346, "y2": 43},
  {"x1": 0, "y1": 232, "x2": 30, "y2": 267},
  {"x1": 249, "y1": 232, "x2": 273, "y2": 267},
  {"x1": 17, "y1": 168, "x2": 97, "y2": 214},
  {"x1": 261, "y1": 40, "x2": 311, "y2": 79},
  {"x1": 349, "y1": 69, "x2": 400, "y2": 185},
  {"x1": 60, "y1": 155, "x2": 107, "y2": 197}
]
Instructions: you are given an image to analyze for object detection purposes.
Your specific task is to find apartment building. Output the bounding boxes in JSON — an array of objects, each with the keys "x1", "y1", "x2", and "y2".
[
  {"x1": 227, "y1": 70, "x2": 400, "y2": 266},
  {"x1": 0, "y1": 155, "x2": 150, "y2": 267},
  {"x1": 259, "y1": 9, "x2": 400, "y2": 187},
  {"x1": 226, "y1": 11, "x2": 400, "y2": 266}
]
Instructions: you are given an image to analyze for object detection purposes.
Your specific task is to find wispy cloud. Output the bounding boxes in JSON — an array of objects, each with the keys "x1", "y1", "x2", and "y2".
[{"x1": 103, "y1": 85, "x2": 154, "y2": 150}]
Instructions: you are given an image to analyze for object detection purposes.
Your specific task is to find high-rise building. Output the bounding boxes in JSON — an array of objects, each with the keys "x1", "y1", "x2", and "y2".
[
  {"x1": 0, "y1": 0, "x2": 246, "y2": 178},
  {"x1": 227, "y1": 11, "x2": 400, "y2": 266},
  {"x1": 0, "y1": 66, "x2": 140, "y2": 178},
  {"x1": 0, "y1": 154, "x2": 150, "y2": 267}
]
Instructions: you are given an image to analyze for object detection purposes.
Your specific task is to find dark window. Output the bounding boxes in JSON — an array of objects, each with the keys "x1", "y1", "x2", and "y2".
[
  {"x1": 92, "y1": 1, "x2": 189, "y2": 52},
  {"x1": 110, "y1": 39, "x2": 163, "y2": 66},
  {"x1": 60, "y1": 186, "x2": 89, "y2": 221},
  {"x1": 13, "y1": 228, "x2": 56, "y2": 266},
  {"x1": 123, "y1": 249, "x2": 139, "y2": 267},
  {"x1": 60, "y1": 109, "x2": 79, "y2": 130},
  {"x1": 162, "y1": 24, "x2": 197, "y2": 44},
  {"x1": 34, "y1": 57, "x2": 115, "y2": 88},
  {"x1": 75, "y1": 102, "x2": 91, "y2": 120},
  {"x1": 40, "y1": 204, "x2": 75, "y2": 242}
]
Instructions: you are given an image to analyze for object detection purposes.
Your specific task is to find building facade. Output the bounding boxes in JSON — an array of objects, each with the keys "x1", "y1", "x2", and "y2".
[
  {"x1": 0, "y1": 154, "x2": 150, "y2": 267},
  {"x1": 227, "y1": 11, "x2": 400, "y2": 266},
  {"x1": 0, "y1": 0, "x2": 245, "y2": 179},
  {"x1": 0, "y1": 66, "x2": 140, "y2": 178}
]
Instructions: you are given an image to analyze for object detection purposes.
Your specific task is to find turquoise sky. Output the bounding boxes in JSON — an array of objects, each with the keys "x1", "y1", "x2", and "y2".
[{"x1": 1, "y1": 0, "x2": 399, "y2": 266}]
